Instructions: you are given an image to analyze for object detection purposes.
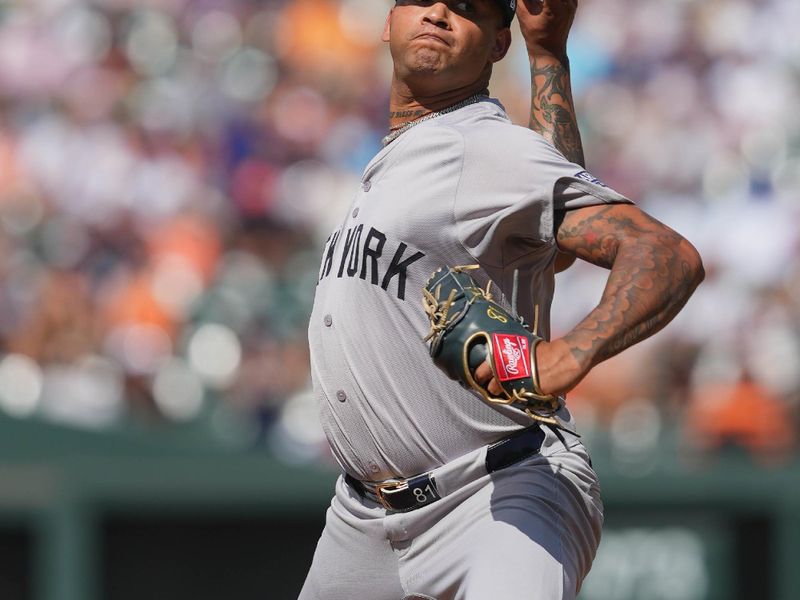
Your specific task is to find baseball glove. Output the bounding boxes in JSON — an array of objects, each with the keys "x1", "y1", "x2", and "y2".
[{"x1": 422, "y1": 265, "x2": 561, "y2": 427}]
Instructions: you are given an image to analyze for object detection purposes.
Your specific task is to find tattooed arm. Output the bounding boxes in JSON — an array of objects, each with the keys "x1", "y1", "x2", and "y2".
[
  {"x1": 528, "y1": 55, "x2": 583, "y2": 167},
  {"x1": 538, "y1": 204, "x2": 704, "y2": 393},
  {"x1": 478, "y1": 5, "x2": 703, "y2": 396},
  {"x1": 476, "y1": 203, "x2": 705, "y2": 396},
  {"x1": 517, "y1": 0, "x2": 583, "y2": 166},
  {"x1": 517, "y1": 1, "x2": 582, "y2": 272},
  {"x1": 477, "y1": 8, "x2": 701, "y2": 397}
]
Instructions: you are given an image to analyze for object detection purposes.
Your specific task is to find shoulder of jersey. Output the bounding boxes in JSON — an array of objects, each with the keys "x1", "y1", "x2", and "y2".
[
  {"x1": 444, "y1": 110, "x2": 554, "y2": 155},
  {"x1": 404, "y1": 102, "x2": 553, "y2": 162}
]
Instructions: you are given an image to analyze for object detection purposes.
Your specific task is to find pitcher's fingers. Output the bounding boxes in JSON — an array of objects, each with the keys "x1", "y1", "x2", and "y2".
[
  {"x1": 474, "y1": 360, "x2": 493, "y2": 385},
  {"x1": 487, "y1": 378, "x2": 503, "y2": 397}
]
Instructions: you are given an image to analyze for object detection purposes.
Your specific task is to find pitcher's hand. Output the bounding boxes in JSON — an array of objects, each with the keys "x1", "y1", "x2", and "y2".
[
  {"x1": 517, "y1": 0, "x2": 578, "y2": 58},
  {"x1": 473, "y1": 338, "x2": 587, "y2": 398}
]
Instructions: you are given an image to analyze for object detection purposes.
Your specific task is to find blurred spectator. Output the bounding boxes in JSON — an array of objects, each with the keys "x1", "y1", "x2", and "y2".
[{"x1": 0, "y1": 0, "x2": 797, "y2": 466}]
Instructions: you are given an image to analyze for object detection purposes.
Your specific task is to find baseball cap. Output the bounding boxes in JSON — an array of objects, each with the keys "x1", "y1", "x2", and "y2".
[{"x1": 493, "y1": 0, "x2": 516, "y2": 26}]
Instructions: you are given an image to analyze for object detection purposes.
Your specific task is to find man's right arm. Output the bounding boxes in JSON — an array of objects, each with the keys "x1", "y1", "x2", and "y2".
[
  {"x1": 517, "y1": 0, "x2": 583, "y2": 166},
  {"x1": 517, "y1": 0, "x2": 582, "y2": 272}
]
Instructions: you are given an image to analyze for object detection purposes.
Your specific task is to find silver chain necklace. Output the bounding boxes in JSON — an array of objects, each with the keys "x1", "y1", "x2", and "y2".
[{"x1": 381, "y1": 93, "x2": 488, "y2": 147}]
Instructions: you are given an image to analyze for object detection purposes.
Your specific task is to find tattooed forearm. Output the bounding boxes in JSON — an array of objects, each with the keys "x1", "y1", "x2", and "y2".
[
  {"x1": 557, "y1": 205, "x2": 704, "y2": 369},
  {"x1": 529, "y1": 55, "x2": 585, "y2": 167}
]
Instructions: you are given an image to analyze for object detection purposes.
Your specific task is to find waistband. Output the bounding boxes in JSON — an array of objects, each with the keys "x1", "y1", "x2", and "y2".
[{"x1": 344, "y1": 425, "x2": 546, "y2": 513}]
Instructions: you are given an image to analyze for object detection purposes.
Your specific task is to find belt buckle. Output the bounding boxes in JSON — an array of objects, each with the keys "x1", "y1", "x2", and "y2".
[{"x1": 374, "y1": 478, "x2": 408, "y2": 510}]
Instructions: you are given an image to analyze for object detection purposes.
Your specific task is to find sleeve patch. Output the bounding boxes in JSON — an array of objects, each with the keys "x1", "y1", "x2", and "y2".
[{"x1": 574, "y1": 171, "x2": 608, "y2": 188}]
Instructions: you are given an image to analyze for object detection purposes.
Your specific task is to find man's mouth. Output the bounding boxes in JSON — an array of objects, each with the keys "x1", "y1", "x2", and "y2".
[{"x1": 413, "y1": 32, "x2": 450, "y2": 47}]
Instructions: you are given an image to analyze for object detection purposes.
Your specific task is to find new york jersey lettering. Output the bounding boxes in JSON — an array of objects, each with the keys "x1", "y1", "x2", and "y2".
[
  {"x1": 319, "y1": 230, "x2": 340, "y2": 281},
  {"x1": 346, "y1": 224, "x2": 364, "y2": 277},
  {"x1": 360, "y1": 227, "x2": 387, "y2": 285},
  {"x1": 319, "y1": 224, "x2": 425, "y2": 301},
  {"x1": 381, "y1": 242, "x2": 425, "y2": 300},
  {"x1": 337, "y1": 226, "x2": 360, "y2": 278}
]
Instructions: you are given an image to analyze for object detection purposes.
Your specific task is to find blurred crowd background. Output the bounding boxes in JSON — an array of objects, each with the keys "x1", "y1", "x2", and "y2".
[{"x1": 0, "y1": 0, "x2": 798, "y2": 468}]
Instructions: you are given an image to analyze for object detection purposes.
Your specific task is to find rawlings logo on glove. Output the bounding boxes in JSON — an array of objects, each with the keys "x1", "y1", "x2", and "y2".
[
  {"x1": 422, "y1": 265, "x2": 561, "y2": 426},
  {"x1": 493, "y1": 334, "x2": 530, "y2": 381}
]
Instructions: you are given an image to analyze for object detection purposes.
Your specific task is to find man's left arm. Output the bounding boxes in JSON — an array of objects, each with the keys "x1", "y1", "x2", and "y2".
[
  {"x1": 535, "y1": 203, "x2": 705, "y2": 394},
  {"x1": 475, "y1": 203, "x2": 704, "y2": 397}
]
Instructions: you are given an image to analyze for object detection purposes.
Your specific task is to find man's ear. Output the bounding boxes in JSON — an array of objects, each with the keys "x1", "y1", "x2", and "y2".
[
  {"x1": 490, "y1": 28, "x2": 512, "y2": 63},
  {"x1": 381, "y1": 9, "x2": 393, "y2": 43}
]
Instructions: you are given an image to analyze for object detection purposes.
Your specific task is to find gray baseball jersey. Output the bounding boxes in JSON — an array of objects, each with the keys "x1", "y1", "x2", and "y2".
[{"x1": 308, "y1": 98, "x2": 631, "y2": 483}]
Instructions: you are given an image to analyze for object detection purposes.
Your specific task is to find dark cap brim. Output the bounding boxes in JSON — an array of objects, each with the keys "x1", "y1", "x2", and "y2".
[{"x1": 495, "y1": 0, "x2": 515, "y2": 26}]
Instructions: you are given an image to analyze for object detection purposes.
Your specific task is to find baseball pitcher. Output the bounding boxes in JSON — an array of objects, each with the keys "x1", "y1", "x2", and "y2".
[{"x1": 300, "y1": 1, "x2": 704, "y2": 598}]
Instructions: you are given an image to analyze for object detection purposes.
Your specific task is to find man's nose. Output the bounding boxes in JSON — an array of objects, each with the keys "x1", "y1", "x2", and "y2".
[{"x1": 422, "y1": 2, "x2": 451, "y2": 28}]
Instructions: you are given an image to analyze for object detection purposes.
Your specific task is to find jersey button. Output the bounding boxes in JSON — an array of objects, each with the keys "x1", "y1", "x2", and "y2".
[
  {"x1": 323, "y1": 315, "x2": 333, "y2": 327},
  {"x1": 362, "y1": 181, "x2": 371, "y2": 192},
  {"x1": 336, "y1": 390, "x2": 347, "y2": 403},
  {"x1": 352, "y1": 207, "x2": 359, "y2": 218}
]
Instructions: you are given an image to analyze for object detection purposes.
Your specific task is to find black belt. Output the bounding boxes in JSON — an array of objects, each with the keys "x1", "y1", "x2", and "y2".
[{"x1": 345, "y1": 425, "x2": 546, "y2": 513}]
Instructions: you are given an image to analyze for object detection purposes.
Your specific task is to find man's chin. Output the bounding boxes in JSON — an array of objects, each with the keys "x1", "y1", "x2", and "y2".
[
  {"x1": 406, "y1": 64, "x2": 441, "y2": 79},
  {"x1": 406, "y1": 50, "x2": 445, "y2": 75}
]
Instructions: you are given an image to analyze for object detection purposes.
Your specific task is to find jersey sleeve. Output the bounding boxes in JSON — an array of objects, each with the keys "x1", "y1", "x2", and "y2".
[{"x1": 453, "y1": 125, "x2": 632, "y2": 267}]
